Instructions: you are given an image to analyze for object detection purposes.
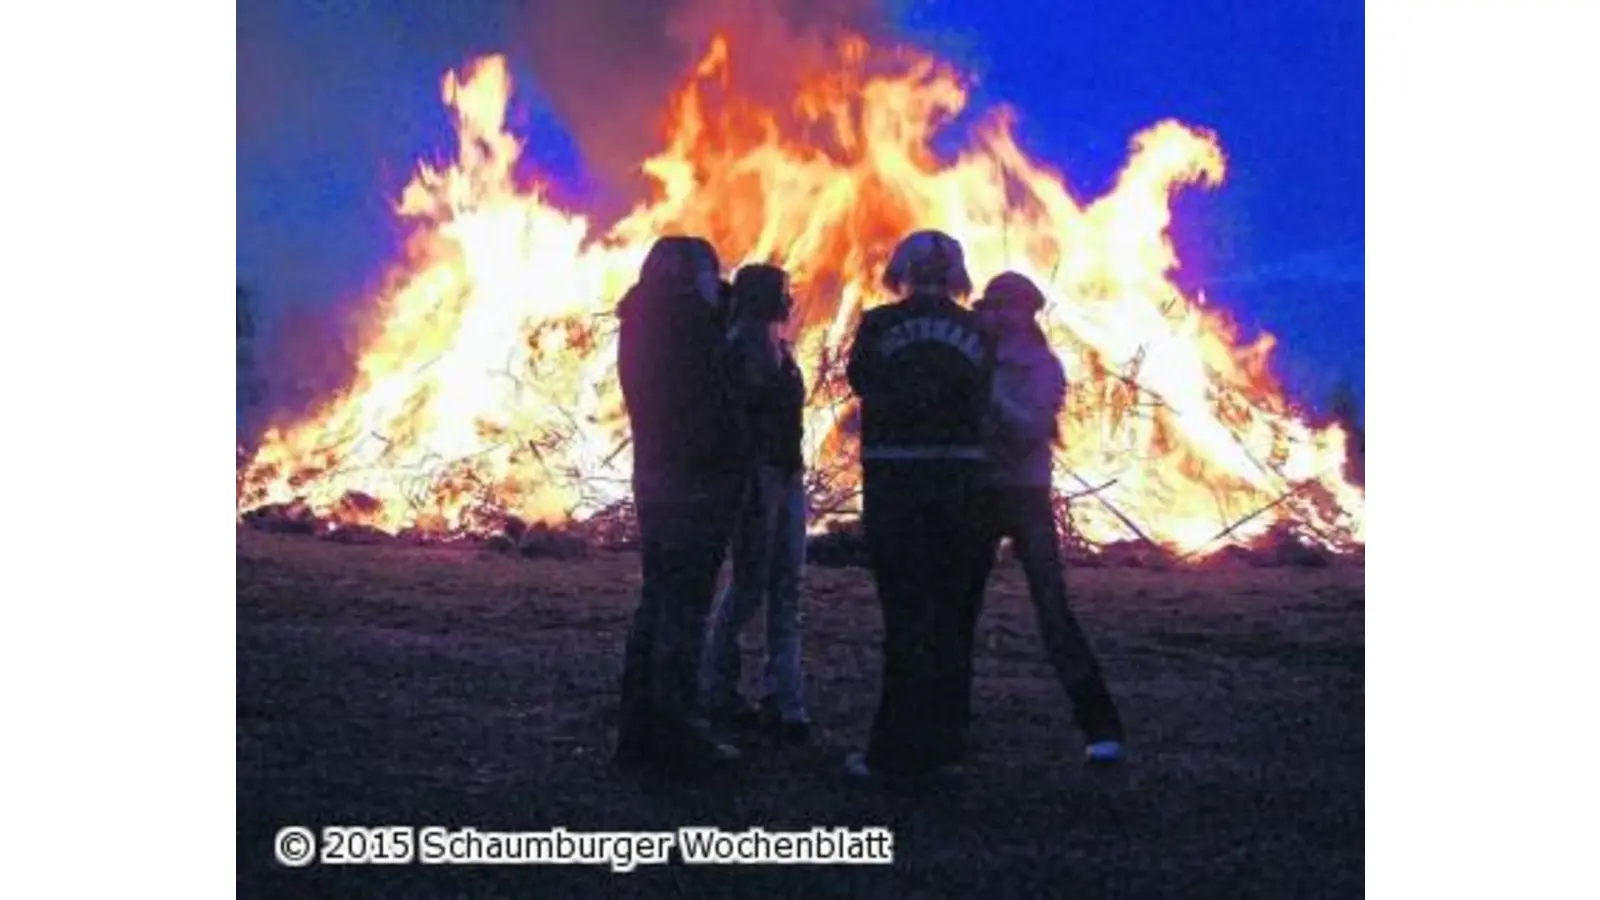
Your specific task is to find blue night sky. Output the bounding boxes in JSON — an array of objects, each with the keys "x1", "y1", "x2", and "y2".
[{"x1": 238, "y1": 0, "x2": 1362, "y2": 416}]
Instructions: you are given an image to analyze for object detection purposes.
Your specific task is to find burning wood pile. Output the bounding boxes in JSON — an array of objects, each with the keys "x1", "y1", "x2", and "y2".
[
  {"x1": 235, "y1": 31, "x2": 1364, "y2": 567},
  {"x1": 239, "y1": 458, "x2": 1354, "y2": 569}
]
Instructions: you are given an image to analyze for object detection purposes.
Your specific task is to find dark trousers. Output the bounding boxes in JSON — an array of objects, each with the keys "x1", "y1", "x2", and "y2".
[
  {"x1": 967, "y1": 485, "x2": 1123, "y2": 744},
  {"x1": 862, "y1": 460, "x2": 989, "y2": 776},
  {"x1": 617, "y1": 482, "x2": 740, "y2": 758}
]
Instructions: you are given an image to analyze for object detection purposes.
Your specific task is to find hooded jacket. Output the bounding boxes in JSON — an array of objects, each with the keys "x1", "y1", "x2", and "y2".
[
  {"x1": 984, "y1": 320, "x2": 1066, "y2": 486},
  {"x1": 616, "y1": 278, "x2": 750, "y2": 500}
]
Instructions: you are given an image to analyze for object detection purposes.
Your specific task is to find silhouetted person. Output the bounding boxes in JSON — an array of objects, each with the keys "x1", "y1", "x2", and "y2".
[
  {"x1": 970, "y1": 272, "x2": 1125, "y2": 764},
  {"x1": 700, "y1": 264, "x2": 811, "y2": 743},
  {"x1": 714, "y1": 277, "x2": 735, "y2": 334},
  {"x1": 614, "y1": 236, "x2": 749, "y2": 775},
  {"x1": 843, "y1": 230, "x2": 995, "y2": 785}
]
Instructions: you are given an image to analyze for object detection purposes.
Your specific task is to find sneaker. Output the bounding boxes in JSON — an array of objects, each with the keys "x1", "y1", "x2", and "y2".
[
  {"x1": 699, "y1": 739, "x2": 743, "y2": 766},
  {"x1": 843, "y1": 751, "x2": 874, "y2": 783},
  {"x1": 845, "y1": 751, "x2": 963, "y2": 789},
  {"x1": 684, "y1": 722, "x2": 744, "y2": 763},
  {"x1": 1084, "y1": 740, "x2": 1124, "y2": 765},
  {"x1": 647, "y1": 721, "x2": 742, "y2": 775}
]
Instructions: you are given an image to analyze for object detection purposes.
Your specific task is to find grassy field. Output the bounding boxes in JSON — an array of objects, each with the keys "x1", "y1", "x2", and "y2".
[{"x1": 237, "y1": 530, "x2": 1363, "y2": 898}]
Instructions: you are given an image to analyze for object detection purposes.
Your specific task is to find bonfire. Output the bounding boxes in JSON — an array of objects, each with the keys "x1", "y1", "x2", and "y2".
[{"x1": 236, "y1": 31, "x2": 1365, "y2": 561}]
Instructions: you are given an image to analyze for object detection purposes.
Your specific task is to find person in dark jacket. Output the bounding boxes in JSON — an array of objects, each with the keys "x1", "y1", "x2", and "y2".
[
  {"x1": 969, "y1": 272, "x2": 1125, "y2": 764},
  {"x1": 714, "y1": 277, "x2": 735, "y2": 333},
  {"x1": 700, "y1": 264, "x2": 812, "y2": 743},
  {"x1": 842, "y1": 230, "x2": 995, "y2": 784},
  {"x1": 614, "y1": 235, "x2": 749, "y2": 775}
]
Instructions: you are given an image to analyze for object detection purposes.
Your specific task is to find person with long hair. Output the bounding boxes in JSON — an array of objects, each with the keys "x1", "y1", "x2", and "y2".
[
  {"x1": 700, "y1": 264, "x2": 812, "y2": 744},
  {"x1": 614, "y1": 236, "x2": 750, "y2": 776}
]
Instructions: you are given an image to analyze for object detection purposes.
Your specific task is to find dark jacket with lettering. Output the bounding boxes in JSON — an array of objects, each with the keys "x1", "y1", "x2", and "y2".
[
  {"x1": 617, "y1": 282, "x2": 750, "y2": 499},
  {"x1": 845, "y1": 292, "x2": 995, "y2": 462}
]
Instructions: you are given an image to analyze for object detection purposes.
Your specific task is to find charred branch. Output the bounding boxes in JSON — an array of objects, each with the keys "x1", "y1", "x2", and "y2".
[{"x1": 1062, "y1": 469, "x2": 1160, "y2": 549}]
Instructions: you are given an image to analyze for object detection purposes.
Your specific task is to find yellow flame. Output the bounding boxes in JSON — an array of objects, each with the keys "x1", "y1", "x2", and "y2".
[{"x1": 238, "y1": 35, "x2": 1365, "y2": 554}]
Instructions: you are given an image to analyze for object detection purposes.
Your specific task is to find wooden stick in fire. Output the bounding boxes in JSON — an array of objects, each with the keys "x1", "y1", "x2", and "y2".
[
  {"x1": 1181, "y1": 479, "x2": 1314, "y2": 558},
  {"x1": 599, "y1": 437, "x2": 631, "y2": 470},
  {"x1": 1062, "y1": 469, "x2": 1159, "y2": 547},
  {"x1": 1063, "y1": 477, "x2": 1118, "y2": 499}
]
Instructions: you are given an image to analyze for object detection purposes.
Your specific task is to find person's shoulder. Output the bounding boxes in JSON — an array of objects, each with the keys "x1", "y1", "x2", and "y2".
[
  {"x1": 616, "y1": 284, "x2": 643, "y2": 320},
  {"x1": 856, "y1": 302, "x2": 902, "y2": 330},
  {"x1": 931, "y1": 296, "x2": 981, "y2": 325},
  {"x1": 1030, "y1": 333, "x2": 1067, "y2": 380},
  {"x1": 1028, "y1": 328, "x2": 1062, "y2": 359}
]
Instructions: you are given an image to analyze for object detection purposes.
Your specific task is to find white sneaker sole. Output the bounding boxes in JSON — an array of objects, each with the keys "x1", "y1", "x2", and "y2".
[{"x1": 1085, "y1": 741, "x2": 1124, "y2": 763}]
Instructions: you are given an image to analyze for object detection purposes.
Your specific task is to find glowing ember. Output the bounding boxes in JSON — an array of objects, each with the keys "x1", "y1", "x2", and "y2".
[{"x1": 237, "y1": 33, "x2": 1365, "y2": 556}]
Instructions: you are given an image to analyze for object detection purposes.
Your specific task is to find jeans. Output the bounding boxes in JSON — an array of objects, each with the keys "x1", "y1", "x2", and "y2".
[
  {"x1": 967, "y1": 485, "x2": 1124, "y2": 744},
  {"x1": 700, "y1": 466, "x2": 809, "y2": 723},
  {"x1": 617, "y1": 480, "x2": 741, "y2": 757},
  {"x1": 861, "y1": 460, "x2": 989, "y2": 776}
]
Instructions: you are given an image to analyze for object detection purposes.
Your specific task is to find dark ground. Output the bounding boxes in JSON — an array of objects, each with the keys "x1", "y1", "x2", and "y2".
[{"x1": 237, "y1": 530, "x2": 1364, "y2": 898}]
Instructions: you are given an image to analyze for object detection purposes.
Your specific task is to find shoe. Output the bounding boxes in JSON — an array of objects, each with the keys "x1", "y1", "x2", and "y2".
[
  {"x1": 845, "y1": 751, "x2": 963, "y2": 789},
  {"x1": 680, "y1": 720, "x2": 744, "y2": 765},
  {"x1": 716, "y1": 703, "x2": 764, "y2": 731},
  {"x1": 843, "y1": 751, "x2": 874, "y2": 783},
  {"x1": 1084, "y1": 740, "x2": 1124, "y2": 765},
  {"x1": 777, "y1": 720, "x2": 811, "y2": 746},
  {"x1": 634, "y1": 721, "x2": 741, "y2": 776},
  {"x1": 694, "y1": 738, "x2": 744, "y2": 767}
]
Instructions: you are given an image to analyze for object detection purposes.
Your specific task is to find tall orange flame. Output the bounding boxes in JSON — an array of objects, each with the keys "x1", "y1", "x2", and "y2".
[{"x1": 238, "y1": 33, "x2": 1365, "y2": 556}]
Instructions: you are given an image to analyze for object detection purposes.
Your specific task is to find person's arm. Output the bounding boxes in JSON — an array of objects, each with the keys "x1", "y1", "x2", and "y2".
[
  {"x1": 1045, "y1": 352, "x2": 1067, "y2": 447},
  {"x1": 731, "y1": 319, "x2": 782, "y2": 394},
  {"x1": 685, "y1": 317, "x2": 749, "y2": 473},
  {"x1": 845, "y1": 311, "x2": 880, "y2": 397},
  {"x1": 614, "y1": 289, "x2": 643, "y2": 405},
  {"x1": 993, "y1": 393, "x2": 1054, "y2": 444},
  {"x1": 992, "y1": 351, "x2": 1064, "y2": 445}
]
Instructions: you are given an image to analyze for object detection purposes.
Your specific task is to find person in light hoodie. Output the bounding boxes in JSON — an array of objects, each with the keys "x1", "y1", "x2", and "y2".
[{"x1": 968, "y1": 271, "x2": 1126, "y2": 765}]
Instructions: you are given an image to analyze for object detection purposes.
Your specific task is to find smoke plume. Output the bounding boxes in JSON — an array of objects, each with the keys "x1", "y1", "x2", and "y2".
[
  {"x1": 513, "y1": 0, "x2": 894, "y2": 216},
  {"x1": 238, "y1": 0, "x2": 903, "y2": 443}
]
